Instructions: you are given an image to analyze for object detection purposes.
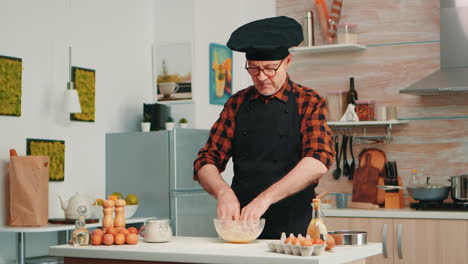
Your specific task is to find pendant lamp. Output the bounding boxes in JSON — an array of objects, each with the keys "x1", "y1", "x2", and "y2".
[{"x1": 63, "y1": 46, "x2": 82, "y2": 113}]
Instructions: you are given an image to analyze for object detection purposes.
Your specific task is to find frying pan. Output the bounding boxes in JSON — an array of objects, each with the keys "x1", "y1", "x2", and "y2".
[{"x1": 377, "y1": 177, "x2": 450, "y2": 202}]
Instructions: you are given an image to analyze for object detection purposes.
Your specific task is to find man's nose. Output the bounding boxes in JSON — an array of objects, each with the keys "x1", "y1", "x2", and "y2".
[{"x1": 257, "y1": 70, "x2": 268, "y2": 81}]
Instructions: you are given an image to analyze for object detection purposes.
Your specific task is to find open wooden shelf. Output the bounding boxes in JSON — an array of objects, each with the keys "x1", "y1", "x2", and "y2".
[{"x1": 290, "y1": 43, "x2": 367, "y2": 54}]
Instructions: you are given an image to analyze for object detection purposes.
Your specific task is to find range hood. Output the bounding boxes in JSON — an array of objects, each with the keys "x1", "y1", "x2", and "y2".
[{"x1": 400, "y1": 0, "x2": 468, "y2": 95}]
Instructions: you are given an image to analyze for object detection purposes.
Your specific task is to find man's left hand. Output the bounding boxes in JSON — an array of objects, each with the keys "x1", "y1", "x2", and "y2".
[{"x1": 239, "y1": 193, "x2": 272, "y2": 220}]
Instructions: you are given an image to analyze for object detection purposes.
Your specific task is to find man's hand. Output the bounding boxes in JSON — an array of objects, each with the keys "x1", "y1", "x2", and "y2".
[
  {"x1": 240, "y1": 193, "x2": 272, "y2": 220},
  {"x1": 216, "y1": 188, "x2": 241, "y2": 220}
]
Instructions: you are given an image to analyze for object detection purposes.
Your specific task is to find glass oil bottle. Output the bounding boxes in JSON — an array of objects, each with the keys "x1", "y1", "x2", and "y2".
[
  {"x1": 306, "y1": 198, "x2": 328, "y2": 243},
  {"x1": 71, "y1": 206, "x2": 91, "y2": 246}
]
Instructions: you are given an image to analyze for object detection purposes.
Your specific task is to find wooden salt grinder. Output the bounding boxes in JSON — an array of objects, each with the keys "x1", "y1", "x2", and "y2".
[
  {"x1": 102, "y1": 199, "x2": 114, "y2": 232},
  {"x1": 114, "y1": 199, "x2": 126, "y2": 230}
]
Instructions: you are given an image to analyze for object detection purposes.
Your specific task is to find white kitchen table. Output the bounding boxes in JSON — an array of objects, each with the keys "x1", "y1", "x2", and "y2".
[
  {"x1": 0, "y1": 217, "x2": 152, "y2": 264},
  {"x1": 49, "y1": 236, "x2": 382, "y2": 264}
]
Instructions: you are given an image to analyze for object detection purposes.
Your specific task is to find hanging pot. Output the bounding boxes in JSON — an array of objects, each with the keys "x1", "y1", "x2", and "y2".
[{"x1": 450, "y1": 175, "x2": 468, "y2": 202}]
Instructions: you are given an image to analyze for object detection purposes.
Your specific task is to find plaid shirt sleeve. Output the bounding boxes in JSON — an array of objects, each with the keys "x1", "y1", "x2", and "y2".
[
  {"x1": 295, "y1": 83, "x2": 335, "y2": 170},
  {"x1": 193, "y1": 91, "x2": 246, "y2": 180}
]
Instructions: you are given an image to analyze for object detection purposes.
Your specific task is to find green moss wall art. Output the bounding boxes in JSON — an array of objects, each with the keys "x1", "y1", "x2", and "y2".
[
  {"x1": 27, "y1": 139, "x2": 65, "y2": 181},
  {"x1": 71, "y1": 67, "x2": 95, "y2": 122},
  {"x1": 0, "y1": 55, "x2": 22, "y2": 116}
]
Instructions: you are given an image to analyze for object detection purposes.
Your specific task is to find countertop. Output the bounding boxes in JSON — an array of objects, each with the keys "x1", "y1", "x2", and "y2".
[
  {"x1": 0, "y1": 217, "x2": 151, "y2": 233},
  {"x1": 323, "y1": 208, "x2": 468, "y2": 220},
  {"x1": 49, "y1": 236, "x2": 382, "y2": 264}
]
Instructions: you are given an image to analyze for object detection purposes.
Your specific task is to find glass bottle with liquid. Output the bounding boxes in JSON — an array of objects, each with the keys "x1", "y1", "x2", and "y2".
[
  {"x1": 347, "y1": 77, "x2": 358, "y2": 105},
  {"x1": 71, "y1": 206, "x2": 91, "y2": 246},
  {"x1": 306, "y1": 198, "x2": 328, "y2": 243}
]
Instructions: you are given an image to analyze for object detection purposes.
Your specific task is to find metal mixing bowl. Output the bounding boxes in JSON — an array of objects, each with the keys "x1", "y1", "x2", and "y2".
[{"x1": 328, "y1": 231, "x2": 367, "y2": 245}]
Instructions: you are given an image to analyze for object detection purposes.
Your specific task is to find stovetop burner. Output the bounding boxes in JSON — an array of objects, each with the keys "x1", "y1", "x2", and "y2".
[{"x1": 410, "y1": 201, "x2": 468, "y2": 211}]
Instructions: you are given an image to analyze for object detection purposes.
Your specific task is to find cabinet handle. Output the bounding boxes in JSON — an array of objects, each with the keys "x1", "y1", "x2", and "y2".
[
  {"x1": 382, "y1": 223, "x2": 388, "y2": 258},
  {"x1": 397, "y1": 223, "x2": 403, "y2": 259}
]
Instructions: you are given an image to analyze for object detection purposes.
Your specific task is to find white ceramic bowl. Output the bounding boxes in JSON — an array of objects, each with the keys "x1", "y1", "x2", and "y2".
[
  {"x1": 91, "y1": 205, "x2": 139, "y2": 219},
  {"x1": 213, "y1": 218, "x2": 265, "y2": 243}
]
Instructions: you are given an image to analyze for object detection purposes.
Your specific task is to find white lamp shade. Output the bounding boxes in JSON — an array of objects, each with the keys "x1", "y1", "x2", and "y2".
[{"x1": 63, "y1": 87, "x2": 82, "y2": 113}]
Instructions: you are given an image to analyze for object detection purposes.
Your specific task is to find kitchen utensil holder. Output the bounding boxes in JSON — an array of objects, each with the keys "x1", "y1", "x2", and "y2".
[{"x1": 332, "y1": 126, "x2": 392, "y2": 145}]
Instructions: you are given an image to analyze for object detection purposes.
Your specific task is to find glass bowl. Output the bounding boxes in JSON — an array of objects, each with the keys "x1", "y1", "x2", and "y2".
[{"x1": 213, "y1": 218, "x2": 265, "y2": 243}]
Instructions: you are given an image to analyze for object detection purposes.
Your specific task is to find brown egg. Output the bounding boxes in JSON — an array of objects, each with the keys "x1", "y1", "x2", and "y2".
[
  {"x1": 106, "y1": 227, "x2": 117, "y2": 236},
  {"x1": 284, "y1": 234, "x2": 296, "y2": 244},
  {"x1": 300, "y1": 238, "x2": 313, "y2": 247},
  {"x1": 115, "y1": 233, "x2": 125, "y2": 245},
  {"x1": 103, "y1": 234, "x2": 114, "y2": 245},
  {"x1": 91, "y1": 234, "x2": 103, "y2": 245},
  {"x1": 126, "y1": 233, "x2": 139, "y2": 245},
  {"x1": 92, "y1": 229, "x2": 104, "y2": 237},
  {"x1": 292, "y1": 237, "x2": 301, "y2": 245}
]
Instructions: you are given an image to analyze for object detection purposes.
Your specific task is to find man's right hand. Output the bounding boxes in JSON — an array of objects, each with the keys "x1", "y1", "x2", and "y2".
[{"x1": 216, "y1": 188, "x2": 241, "y2": 220}]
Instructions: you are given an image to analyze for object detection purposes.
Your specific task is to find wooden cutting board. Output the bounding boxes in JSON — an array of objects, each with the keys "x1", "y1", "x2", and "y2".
[
  {"x1": 48, "y1": 218, "x2": 99, "y2": 225},
  {"x1": 358, "y1": 148, "x2": 387, "y2": 172},
  {"x1": 352, "y1": 155, "x2": 380, "y2": 204},
  {"x1": 358, "y1": 148, "x2": 387, "y2": 205}
]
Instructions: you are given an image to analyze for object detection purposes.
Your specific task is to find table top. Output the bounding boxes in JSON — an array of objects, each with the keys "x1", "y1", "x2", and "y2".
[
  {"x1": 50, "y1": 236, "x2": 382, "y2": 264},
  {"x1": 0, "y1": 217, "x2": 151, "y2": 233}
]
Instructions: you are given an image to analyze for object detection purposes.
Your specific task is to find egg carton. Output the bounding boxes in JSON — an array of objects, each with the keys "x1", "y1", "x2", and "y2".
[{"x1": 267, "y1": 241, "x2": 326, "y2": 257}]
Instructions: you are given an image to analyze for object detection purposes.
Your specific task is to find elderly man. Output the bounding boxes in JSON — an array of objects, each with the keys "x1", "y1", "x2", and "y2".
[{"x1": 194, "y1": 16, "x2": 335, "y2": 239}]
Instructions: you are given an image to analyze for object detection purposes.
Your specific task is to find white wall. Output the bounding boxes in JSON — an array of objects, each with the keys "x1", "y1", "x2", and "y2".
[
  {"x1": 192, "y1": 0, "x2": 276, "y2": 129},
  {"x1": 0, "y1": 0, "x2": 154, "y2": 261},
  {"x1": 0, "y1": 0, "x2": 275, "y2": 261}
]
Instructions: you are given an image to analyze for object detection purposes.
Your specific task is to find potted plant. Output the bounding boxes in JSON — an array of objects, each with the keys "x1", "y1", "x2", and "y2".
[
  {"x1": 165, "y1": 116, "x2": 175, "y2": 131},
  {"x1": 141, "y1": 113, "x2": 151, "y2": 132},
  {"x1": 179, "y1": 118, "x2": 189, "y2": 128}
]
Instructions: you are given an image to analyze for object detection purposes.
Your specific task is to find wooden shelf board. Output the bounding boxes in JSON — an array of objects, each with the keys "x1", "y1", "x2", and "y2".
[{"x1": 290, "y1": 43, "x2": 367, "y2": 54}]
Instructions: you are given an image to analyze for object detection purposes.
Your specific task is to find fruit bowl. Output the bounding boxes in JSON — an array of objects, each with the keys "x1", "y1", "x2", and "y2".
[
  {"x1": 91, "y1": 205, "x2": 139, "y2": 219},
  {"x1": 213, "y1": 218, "x2": 265, "y2": 243}
]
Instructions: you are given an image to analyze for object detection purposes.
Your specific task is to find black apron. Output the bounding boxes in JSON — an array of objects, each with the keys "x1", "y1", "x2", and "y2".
[{"x1": 231, "y1": 88, "x2": 316, "y2": 239}]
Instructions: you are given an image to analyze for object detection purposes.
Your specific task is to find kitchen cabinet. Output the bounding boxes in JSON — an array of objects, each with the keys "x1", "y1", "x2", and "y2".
[
  {"x1": 325, "y1": 217, "x2": 394, "y2": 264},
  {"x1": 325, "y1": 217, "x2": 468, "y2": 264}
]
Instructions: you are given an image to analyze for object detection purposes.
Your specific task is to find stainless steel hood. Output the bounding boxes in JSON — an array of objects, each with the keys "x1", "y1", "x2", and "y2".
[{"x1": 400, "y1": 0, "x2": 468, "y2": 95}]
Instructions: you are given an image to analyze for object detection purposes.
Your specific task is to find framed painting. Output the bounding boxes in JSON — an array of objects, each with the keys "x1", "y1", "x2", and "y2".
[
  {"x1": 0, "y1": 55, "x2": 22, "y2": 116},
  {"x1": 27, "y1": 139, "x2": 65, "y2": 182},
  {"x1": 70, "y1": 66, "x2": 95, "y2": 122},
  {"x1": 209, "y1": 43, "x2": 232, "y2": 105},
  {"x1": 154, "y1": 41, "x2": 192, "y2": 102}
]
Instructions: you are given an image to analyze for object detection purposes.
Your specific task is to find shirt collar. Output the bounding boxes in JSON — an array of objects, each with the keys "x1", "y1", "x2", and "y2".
[{"x1": 248, "y1": 75, "x2": 292, "y2": 103}]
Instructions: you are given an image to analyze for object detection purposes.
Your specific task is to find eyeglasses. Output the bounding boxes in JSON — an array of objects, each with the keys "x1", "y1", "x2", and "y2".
[{"x1": 245, "y1": 60, "x2": 284, "y2": 77}]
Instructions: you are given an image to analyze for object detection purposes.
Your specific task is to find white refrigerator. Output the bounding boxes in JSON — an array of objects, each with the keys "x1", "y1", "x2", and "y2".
[{"x1": 106, "y1": 128, "x2": 218, "y2": 236}]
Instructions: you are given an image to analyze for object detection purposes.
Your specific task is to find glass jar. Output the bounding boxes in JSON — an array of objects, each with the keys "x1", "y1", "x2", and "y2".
[
  {"x1": 336, "y1": 23, "x2": 358, "y2": 44},
  {"x1": 139, "y1": 218, "x2": 173, "y2": 242},
  {"x1": 355, "y1": 100, "x2": 375, "y2": 121},
  {"x1": 326, "y1": 90, "x2": 347, "y2": 121}
]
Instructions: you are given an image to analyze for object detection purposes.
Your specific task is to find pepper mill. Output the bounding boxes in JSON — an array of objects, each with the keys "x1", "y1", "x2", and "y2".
[
  {"x1": 102, "y1": 199, "x2": 114, "y2": 232},
  {"x1": 114, "y1": 199, "x2": 126, "y2": 230}
]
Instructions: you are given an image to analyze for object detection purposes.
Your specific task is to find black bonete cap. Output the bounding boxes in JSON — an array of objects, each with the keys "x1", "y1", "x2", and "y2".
[{"x1": 226, "y1": 16, "x2": 303, "y2": 61}]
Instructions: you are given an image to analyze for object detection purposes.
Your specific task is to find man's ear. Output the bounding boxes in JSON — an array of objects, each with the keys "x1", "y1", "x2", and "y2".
[{"x1": 284, "y1": 54, "x2": 293, "y2": 68}]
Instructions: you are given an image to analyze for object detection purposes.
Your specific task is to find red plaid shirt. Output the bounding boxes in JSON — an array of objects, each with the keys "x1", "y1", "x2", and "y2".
[{"x1": 194, "y1": 77, "x2": 335, "y2": 179}]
